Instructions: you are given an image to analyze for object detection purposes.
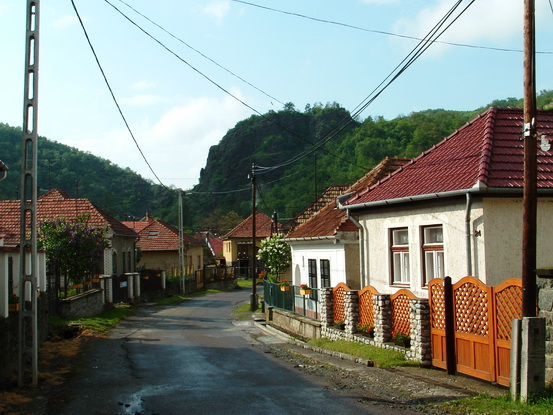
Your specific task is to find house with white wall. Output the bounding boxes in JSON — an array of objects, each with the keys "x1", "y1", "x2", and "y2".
[
  {"x1": 285, "y1": 157, "x2": 409, "y2": 290},
  {"x1": 340, "y1": 107, "x2": 553, "y2": 297}
]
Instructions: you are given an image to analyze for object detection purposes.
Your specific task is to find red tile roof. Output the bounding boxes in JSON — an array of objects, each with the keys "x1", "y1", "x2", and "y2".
[
  {"x1": 0, "y1": 189, "x2": 138, "y2": 245},
  {"x1": 222, "y1": 211, "x2": 273, "y2": 239},
  {"x1": 123, "y1": 219, "x2": 203, "y2": 252},
  {"x1": 292, "y1": 185, "x2": 350, "y2": 226},
  {"x1": 345, "y1": 107, "x2": 553, "y2": 208},
  {"x1": 287, "y1": 157, "x2": 409, "y2": 239}
]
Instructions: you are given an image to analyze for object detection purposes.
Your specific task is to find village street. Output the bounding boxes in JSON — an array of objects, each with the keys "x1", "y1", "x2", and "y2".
[{"x1": 30, "y1": 289, "x2": 503, "y2": 415}]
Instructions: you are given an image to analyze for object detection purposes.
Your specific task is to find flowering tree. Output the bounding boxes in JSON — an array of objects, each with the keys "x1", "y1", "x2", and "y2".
[
  {"x1": 38, "y1": 215, "x2": 110, "y2": 286},
  {"x1": 256, "y1": 233, "x2": 291, "y2": 280}
]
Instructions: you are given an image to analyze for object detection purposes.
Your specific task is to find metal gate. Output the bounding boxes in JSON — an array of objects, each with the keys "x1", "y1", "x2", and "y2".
[{"x1": 429, "y1": 276, "x2": 522, "y2": 387}]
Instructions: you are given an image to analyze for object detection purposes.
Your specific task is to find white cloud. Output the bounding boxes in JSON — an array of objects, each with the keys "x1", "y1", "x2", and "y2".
[
  {"x1": 393, "y1": 1, "x2": 522, "y2": 54},
  {"x1": 76, "y1": 92, "x2": 252, "y2": 189},
  {"x1": 132, "y1": 80, "x2": 157, "y2": 91},
  {"x1": 202, "y1": 0, "x2": 230, "y2": 24},
  {"x1": 120, "y1": 94, "x2": 165, "y2": 107},
  {"x1": 53, "y1": 15, "x2": 80, "y2": 28}
]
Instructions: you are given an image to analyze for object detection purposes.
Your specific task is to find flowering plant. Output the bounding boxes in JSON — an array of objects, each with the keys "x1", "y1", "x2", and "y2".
[
  {"x1": 356, "y1": 323, "x2": 374, "y2": 334},
  {"x1": 279, "y1": 279, "x2": 290, "y2": 287},
  {"x1": 257, "y1": 234, "x2": 291, "y2": 277},
  {"x1": 9, "y1": 293, "x2": 19, "y2": 304},
  {"x1": 392, "y1": 329, "x2": 410, "y2": 343},
  {"x1": 299, "y1": 284, "x2": 310, "y2": 290}
]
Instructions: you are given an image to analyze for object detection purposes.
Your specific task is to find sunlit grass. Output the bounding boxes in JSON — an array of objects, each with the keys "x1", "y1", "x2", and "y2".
[{"x1": 307, "y1": 338, "x2": 419, "y2": 367}]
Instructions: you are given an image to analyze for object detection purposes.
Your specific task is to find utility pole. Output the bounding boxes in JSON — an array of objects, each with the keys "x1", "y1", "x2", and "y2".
[
  {"x1": 19, "y1": 0, "x2": 40, "y2": 388},
  {"x1": 178, "y1": 190, "x2": 186, "y2": 294},
  {"x1": 522, "y1": 0, "x2": 537, "y2": 318},
  {"x1": 250, "y1": 164, "x2": 258, "y2": 311}
]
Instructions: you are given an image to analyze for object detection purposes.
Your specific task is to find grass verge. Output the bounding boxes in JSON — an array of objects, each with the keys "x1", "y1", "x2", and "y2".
[
  {"x1": 307, "y1": 338, "x2": 419, "y2": 367},
  {"x1": 438, "y1": 390, "x2": 553, "y2": 415}
]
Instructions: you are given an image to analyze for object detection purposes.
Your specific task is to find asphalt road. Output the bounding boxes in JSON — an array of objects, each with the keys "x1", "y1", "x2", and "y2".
[{"x1": 43, "y1": 290, "x2": 416, "y2": 415}]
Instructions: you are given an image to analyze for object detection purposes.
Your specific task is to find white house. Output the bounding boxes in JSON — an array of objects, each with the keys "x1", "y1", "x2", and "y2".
[
  {"x1": 285, "y1": 158, "x2": 409, "y2": 290},
  {"x1": 340, "y1": 107, "x2": 553, "y2": 297}
]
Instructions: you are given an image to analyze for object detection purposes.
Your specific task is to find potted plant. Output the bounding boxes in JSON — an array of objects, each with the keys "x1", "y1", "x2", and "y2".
[
  {"x1": 279, "y1": 279, "x2": 291, "y2": 292},
  {"x1": 334, "y1": 319, "x2": 345, "y2": 330},
  {"x1": 392, "y1": 329, "x2": 411, "y2": 348},
  {"x1": 9, "y1": 294, "x2": 19, "y2": 312},
  {"x1": 356, "y1": 323, "x2": 374, "y2": 338},
  {"x1": 299, "y1": 284, "x2": 312, "y2": 296}
]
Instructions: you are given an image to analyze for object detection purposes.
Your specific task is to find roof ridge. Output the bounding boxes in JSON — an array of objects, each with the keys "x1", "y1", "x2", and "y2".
[{"x1": 477, "y1": 107, "x2": 498, "y2": 185}]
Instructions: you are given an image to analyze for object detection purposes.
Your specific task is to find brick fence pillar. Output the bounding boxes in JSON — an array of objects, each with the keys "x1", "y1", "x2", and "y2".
[
  {"x1": 411, "y1": 298, "x2": 431, "y2": 366},
  {"x1": 374, "y1": 294, "x2": 392, "y2": 343},
  {"x1": 319, "y1": 287, "x2": 334, "y2": 328},
  {"x1": 344, "y1": 290, "x2": 359, "y2": 335}
]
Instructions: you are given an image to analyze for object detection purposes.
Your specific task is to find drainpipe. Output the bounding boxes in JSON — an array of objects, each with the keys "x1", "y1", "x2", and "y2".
[
  {"x1": 347, "y1": 209, "x2": 366, "y2": 288},
  {"x1": 465, "y1": 192, "x2": 473, "y2": 276}
]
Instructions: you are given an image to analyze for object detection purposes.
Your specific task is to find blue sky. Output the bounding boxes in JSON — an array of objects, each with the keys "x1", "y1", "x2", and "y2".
[{"x1": 1, "y1": 0, "x2": 552, "y2": 190}]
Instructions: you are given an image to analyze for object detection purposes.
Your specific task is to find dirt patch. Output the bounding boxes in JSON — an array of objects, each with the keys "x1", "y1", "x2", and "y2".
[{"x1": 0, "y1": 332, "x2": 85, "y2": 415}]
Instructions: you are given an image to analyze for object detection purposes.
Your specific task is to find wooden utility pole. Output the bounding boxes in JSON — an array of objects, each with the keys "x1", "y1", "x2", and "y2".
[{"x1": 522, "y1": 0, "x2": 537, "y2": 317}]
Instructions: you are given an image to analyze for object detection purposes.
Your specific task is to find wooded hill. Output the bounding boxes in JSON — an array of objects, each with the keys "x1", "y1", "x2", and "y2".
[{"x1": 1, "y1": 90, "x2": 552, "y2": 234}]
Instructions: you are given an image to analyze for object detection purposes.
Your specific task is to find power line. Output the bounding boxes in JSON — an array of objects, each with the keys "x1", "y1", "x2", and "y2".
[
  {"x1": 232, "y1": 0, "x2": 552, "y2": 55},
  {"x1": 70, "y1": 0, "x2": 169, "y2": 190},
  {"x1": 114, "y1": 0, "x2": 286, "y2": 107}
]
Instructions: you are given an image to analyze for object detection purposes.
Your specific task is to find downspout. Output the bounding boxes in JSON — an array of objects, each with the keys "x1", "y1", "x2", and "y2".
[
  {"x1": 347, "y1": 209, "x2": 366, "y2": 288},
  {"x1": 465, "y1": 192, "x2": 473, "y2": 276}
]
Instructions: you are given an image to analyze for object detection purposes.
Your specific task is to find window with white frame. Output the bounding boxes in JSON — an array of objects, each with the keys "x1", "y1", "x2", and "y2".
[
  {"x1": 422, "y1": 225, "x2": 444, "y2": 285},
  {"x1": 390, "y1": 228, "x2": 410, "y2": 284}
]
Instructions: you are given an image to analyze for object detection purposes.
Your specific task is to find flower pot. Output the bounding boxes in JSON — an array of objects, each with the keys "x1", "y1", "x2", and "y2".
[
  {"x1": 92, "y1": 278, "x2": 100, "y2": 283},
  {"x1": 299, "y1": 289, "x2": 312, "y2": 296},
  {"x1": 9, "y1": 303, "x2": 19, "y2": 313},
  {"x1": 73, "y1": 283, "x2": 82, "y2": 289},
  {"x1": 280, "y1": 286, "x2": 290, "y2": 292}
]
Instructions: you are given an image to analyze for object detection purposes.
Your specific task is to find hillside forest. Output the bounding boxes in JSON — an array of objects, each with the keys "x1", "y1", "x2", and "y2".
[{"x1": 1, "y1": 90, "x2": 552, "y2": 235}]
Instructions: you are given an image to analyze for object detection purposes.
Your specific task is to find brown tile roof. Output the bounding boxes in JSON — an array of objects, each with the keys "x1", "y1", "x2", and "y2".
[
  {"x1": 222, "y1": 211, "x2": 273, "y2": 239},
  {"x1": 292, "y1": 185, "x2": 350, "y2": 226},
  {"x1": 0, "y1": 189, "x2": 137, "y2": 245},
  {"x1": 344, "y1": 107, "x2": 553, "y2": 208},
  {"x1": 123, "y1": 219, "x2": 204, "y2": 252},
  {"x1": 287, "y1": 157, "x2": 409, "y2": 239}
]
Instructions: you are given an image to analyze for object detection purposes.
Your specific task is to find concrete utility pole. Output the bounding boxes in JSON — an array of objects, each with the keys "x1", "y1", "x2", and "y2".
[
  {"x1": 178, "y1": 190, "x2": 186, "y2": 294},
  {"x1": 19, "y1": 0, "x2": 40, "y2": 388},
  {"x1": 250, "y1": 164, "x2": 258, "y2": 311}
]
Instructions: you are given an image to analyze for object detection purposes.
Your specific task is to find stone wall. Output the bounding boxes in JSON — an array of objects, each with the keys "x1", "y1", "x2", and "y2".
[
  {"x1": 538, "y1": 277, "x2": 553, "y2": 384},
  {"x1": 58, "y1": 289, "x2": 105, "y2": 318},
  {"x1": 267, "y1": 307, "x2": 321, "y2": 339}
]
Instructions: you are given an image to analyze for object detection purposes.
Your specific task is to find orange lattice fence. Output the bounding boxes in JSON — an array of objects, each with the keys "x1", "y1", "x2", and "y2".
[
  {"x1": 428, "y1": 279, "x2": 446, "y2": 369},
  {"x1": 333, "y1": 283, "x2": 349, "y2": 323},
  {"x1": 358, "y1": 285, "x2": 379, "y2": 328},
  {"x1": 494, "y1": 278, "x2": 522, "y2": 386},
  {"x1": 428, "y1": 276, "x2": 522, "y2": 387},
  {"x1": 390, "y1": 289, "x2": 417, "y2": 337}
]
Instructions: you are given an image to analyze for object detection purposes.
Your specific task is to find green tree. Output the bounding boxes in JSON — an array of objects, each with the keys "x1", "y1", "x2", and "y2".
[
  {"x1": 257, "y1": 234, "x2": 291, "y2": 279},
  {"x1": 38, "y1": 215, "x2": 110, "y2": 285}
]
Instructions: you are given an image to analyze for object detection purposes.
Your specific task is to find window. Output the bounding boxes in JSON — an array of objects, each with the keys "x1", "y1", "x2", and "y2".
[
  {"x1": 422, "y1": 225, "x2": 444, "y2": 285},
  {"x1": 320, "y1": 259, "x2": 331, "y2": 288},
  {"x1": 390, "y1": 228, "x2": 410, "y2": 284},
  {"x1": 308, "y1": 259, "x2": 318, "y2": 289}
]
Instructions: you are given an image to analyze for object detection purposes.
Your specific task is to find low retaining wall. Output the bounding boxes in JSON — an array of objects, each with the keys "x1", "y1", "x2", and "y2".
[
  {"x1": 58, "y1": 289, "x2": 105, "y2": 318},
  {"x1": 265, "y1": 306, "x2": 321, "y2": 340}
]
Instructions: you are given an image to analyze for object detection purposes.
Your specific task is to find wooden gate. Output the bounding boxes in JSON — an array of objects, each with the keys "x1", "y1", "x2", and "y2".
[{"x1": 428, "y1": 276, "x2": 522, "y2": 386}]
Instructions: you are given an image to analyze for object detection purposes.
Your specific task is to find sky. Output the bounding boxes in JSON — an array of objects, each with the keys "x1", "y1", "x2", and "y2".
[{"x1": 1, "y1": 0, "x2": 552, "y2": 190}]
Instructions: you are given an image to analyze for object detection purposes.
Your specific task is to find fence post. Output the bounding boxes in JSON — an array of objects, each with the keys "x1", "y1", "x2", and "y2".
[
  {"x1": 444, "y1": 276, "x2": 456, "y2": 375},
  {"x1": 319, "y1": 287, "x2": 334, "y2": 328},
  {"x1": 374, "y1": 294, "x2": 392, "y2": 343},
  {"x1": 411, "y1": 298, "x2": 432, "y2": 367},
  {"x1": 344, "y1": 290, "x2": 359, "y2": 335}
]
